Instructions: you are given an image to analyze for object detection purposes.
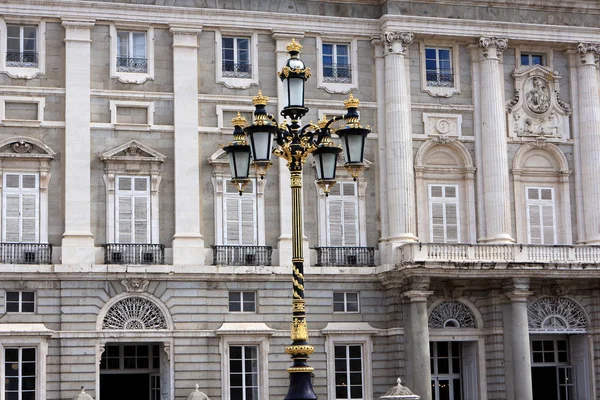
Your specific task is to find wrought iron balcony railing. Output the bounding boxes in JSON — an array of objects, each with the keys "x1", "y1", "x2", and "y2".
[
  {"x1": 117, "y1": 57, "x2": 148, "y2": 73},
  {"x1": 103, "y1": 243, "x2": 165, "y2": 265},
  {"x1": 222, "y1": 62, "x2": 251, "y2": 78},
  {"x1": 426, "y1": 71, "x2": 454, "y2": 87},
  {"x1": 212, "y1": 245, "x2": 273, "y2": 266},
  {"x1": 315, "y1": 246, "x2": 375, "y2": 266},
  {"x1": 0, "y1": 243, "x2": 52, "y2": 264},
  {"x1": 323, "y1": 63, "x2": 352, "y2": 83},
  {"x1": 6, "y1": 52, "x2": 38, "y2": 68}
]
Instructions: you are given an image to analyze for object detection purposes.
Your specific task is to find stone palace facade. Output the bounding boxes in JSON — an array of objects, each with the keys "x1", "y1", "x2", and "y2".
[{"x1": 0, "y1": 1, "x2": 599, "y2": 400}]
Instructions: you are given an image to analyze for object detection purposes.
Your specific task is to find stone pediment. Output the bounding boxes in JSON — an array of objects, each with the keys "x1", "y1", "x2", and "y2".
[
  {"x1": 0, "y1": 137, "x2": 55, "y2": 159},
  {"x1": 100, "y1": 140, "x2": 165, "y2": 162},
  {"x1": 507, "y1": 65, "x2": 571, "y2": 140}
]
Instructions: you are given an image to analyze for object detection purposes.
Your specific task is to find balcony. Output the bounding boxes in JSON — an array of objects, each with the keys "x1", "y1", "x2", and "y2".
[
  {"x1": 103, "y1": 243, "x2": 165, "y2": 265},
  {"x1": 426, "y1": 71, "x2": 454, "y2": 87},
  {"x1": 222, "y1": 62, "x2": 251, "y2": 78},
  {"x1": 212, "y1": 245, "x2": 272, "y2": 266},
  {"x1": 315, "y1": 247, "x2": 375, "y2": 266},
  {"x1": 117, "y1": 57, "x2": 148, "y2": 73},
  {"x1": 323, "y1": 63, "x2": 352, "y2": 83},
  {"x1": 0, "y1": 243, "x2": 52, "y2": 264},
  {"x1": 6, "y1": 52, "x2": 38, "y2": 68},
  {"x1": 400, "y1": 243, "x2": 600, "y2": 265}
]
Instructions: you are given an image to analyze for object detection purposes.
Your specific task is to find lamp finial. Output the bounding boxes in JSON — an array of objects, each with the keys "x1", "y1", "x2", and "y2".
[
  {"x1": 344, "y1": 93, "x2": 360, "y2": 109},
  {"x1": 286, "y1": 38, "x2": 302, "y2": 53},
  {"x1": 253, "y1": 90, "x2": 269, "y2": 106},
  {"x1": 231, "y1": 112, "x2": 247, "y2": 127}
]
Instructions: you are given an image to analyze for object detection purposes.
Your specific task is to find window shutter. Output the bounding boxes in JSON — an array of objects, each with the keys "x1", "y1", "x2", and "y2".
[
  {"x1": 326, "y1": 182, "x2": 359, "y2": 247},
  {"x1": 225, "y1": 197, "x2": 240, "y2": 245},
  {"x1": 4, "y1": 194, "x2": 20, "y2": 242},
  {"x1": 430, "y1": 202, "x2": 445, "y2": 242},
  {"x1": 118, "y1": 196, "x2": 133, "y2": 243},
  {"x1": 21, "y1": 195, "x2": 37, "y2": 242},
  {"x1": 3, "y1": 173, "x2": 39, "y2": 243},
  {"x1": 342, "y1": 199, "x2": 358, "y2": 246},
  {"x1": 526, "y1": 187, "x2": 556, "y2": 244},
  {"x1": 327, "y1": 200, "x2": 343, "y2": 246},
  {"x1": 115, "y1": 176, "x2": 151, "y2": 244},
  {"x1": 223, "y1": 179, "x2": 257, "y2": 246},
  {"x1": 134, "y1": 196, "x2": 149, "y2": 243},
  {"x1": 240, "y1": 198, "x2": 256, "y2": 245},
  {"x1": 428, "y1": 184, "x2": 460, "y2": 243}
]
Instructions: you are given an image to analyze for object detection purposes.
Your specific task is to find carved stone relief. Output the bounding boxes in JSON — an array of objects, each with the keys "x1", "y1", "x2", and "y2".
[
  {"x1": 507, "y1": 65, "x2": 571, "y2": 139},
  {"x1": 423, "y1": 113, "x2": 462, "y2": 140}
]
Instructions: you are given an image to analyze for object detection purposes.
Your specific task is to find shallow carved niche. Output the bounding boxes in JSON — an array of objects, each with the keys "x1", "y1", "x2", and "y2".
[{"x1": 507, "y1": 65, "x2": 571, "y2": 139}]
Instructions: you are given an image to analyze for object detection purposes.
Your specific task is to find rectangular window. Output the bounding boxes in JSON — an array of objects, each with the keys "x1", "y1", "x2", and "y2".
[
  {"x1": 117, "y1": 31, "x2": 147, "y2": 73},
  {"x1": 425, "y1": 47, "x2": 453, "y2": 87},
  {"x1": 428, "y1": 184, "x2": 460, "y2": 243},
  {"x1": 229, "y1": 345, "x2": 259, "y2": 400},
  {"x1": 526, "y1": 187, "x2": 556, "y2": 245},
  {"x1": 229, "y1": 291, "x2": 256, "y2": 313},
  {"x1": 430, "y1": 342, "x2": 462, "y2": 400},
  {"x1": 334, "y1": 344, "x2": 363, "y2": 400},
  {"x1": 100, "y1": 344, "x2": 160, "y2": 370},
  {"x1": 521, "y1": 53, "x2": 546, "y2": 66},
  {"x1": 6, "y1": 291, "x2": 35, "y2": 313},
  {"x1": 327, "y1": 182, "x2": 358, "y2": 247},
  {"x1": 4, "y1": 347, "x2": 36, "y2": 400},
  {"x1": 6, "y1": 25, "x2": 37, "y2": 68},
  {"x1": 115, "y1": 176, "x2": 150, "y2": 244},
  {"x1": 323, "y1": 43, "x2": 351, "y2": 83},
  {"x1": 222, "y1": 37, "x2": 250, "y2": 78},
  {"x1": 333, "y1": 292, "x2": 359, "y2": 313},
  {"x1": 3, "y1": 173, "x2": 39, "y2": 243},
  {"x1": 224, "y1": 179, "x2": 257, "y2": 246}
]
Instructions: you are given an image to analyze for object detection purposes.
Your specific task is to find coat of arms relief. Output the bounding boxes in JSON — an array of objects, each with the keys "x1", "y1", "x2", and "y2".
[{"x1": 506, "y1": 65, "x2": 571, "y2": 139}]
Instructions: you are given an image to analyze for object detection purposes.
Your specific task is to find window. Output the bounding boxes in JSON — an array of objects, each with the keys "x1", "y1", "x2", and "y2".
[
  {"x1": 334, "y1": 344, "x2": 363, "y2": 400},
  {"x1": 425, "y1": 47, "x2": 453, "y2": 87},
  {"x1": 229, "y1": 345, "x2": 259, "y2": 400},
  {"x1": 428, "y1": 184, "x2": 459, "y2": 243},
  {"x1": 116, "y1": 176, "x2": 150, "y2": 244},
  {"x1": 526, "y1": 187, "x2": 556, "y2": 245},
  {"x1": 430, "y1": 342, "x2": 462, "y2": 400},
  {"x1": 224, "y1": 179, "x2": 257, "y2": 246},
  {"x1": 6, "y1": 292, "x2": 35, "y2": 313},
  {"x1": 229, "y1": 291, "x2": 256, "y2": 313},
  {"x1": 116, "y1": 31, "x2": 147, "y2": 73},
  {"x1": 531, "y1": 338, "x2": 574, "y2": 400},
  {"x1": 222, "y1": 37, "x2": 250, "y2": 78},
  {"x1": 100, "y1": 344, "x2": 160, "y2": 370},
  {"x1": 3, "y1": 173, "x2": 39, "y2": 243},
  {"x1": 4, "y1": 348, "x2": 36, "y2": 400},
  {"x1": 6, "y1": 25, "x2": 37, "y2": 68},
  {"x1": 323, "y1": 43, "x2": 351, "y2": 83},
  {"x1": 333, "y1": 292, "x2": 359, "y2": 313},
  {"x1": 326, "y1": 182, "x2": 358, "y2": 247},
  {"x1": 521, "y1": 53, "x2": 545, "y2": 67}
]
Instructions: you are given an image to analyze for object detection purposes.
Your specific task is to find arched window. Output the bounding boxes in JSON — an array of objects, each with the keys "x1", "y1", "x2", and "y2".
[
  {"x1": 102, "y1": 296, "x2": 168, "y2": 330},
  {"x1": 528, "y1": 297, "x2": 588, "y2": 333},
  {"x1": 428, "y1": 301, "x2": 477, "y2": 329}
]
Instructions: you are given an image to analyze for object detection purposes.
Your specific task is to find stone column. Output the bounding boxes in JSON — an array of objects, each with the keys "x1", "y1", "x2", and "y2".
[
  {"x1": 506, "y1": 286, "x2": 533, "y2": 400},
  {"x1": 402, "y1": 289, "x2": 433, "y2": 400},
  {"x1": 576, "y1": 43, "x2": 600, "y2": 244},
  {"x1": 381, "y1": 32, "x2": 418, "y2": 248},
  {"x1": 474, "y1": 37, "x2": 514, "y2": 243},
  {"x1": 170, "y1": 26, "x2": 205, "y2": 265},
  {"x1": 61, "y1": 20, "x2": 95, "y2": 264}
]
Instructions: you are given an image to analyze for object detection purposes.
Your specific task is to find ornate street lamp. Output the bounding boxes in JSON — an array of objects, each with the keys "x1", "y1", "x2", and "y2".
[
  {"x1": 223, "y1": 39, "x2": 370, "y2": 400},
  {"x1": 222, "y1": 113, "x2": 251, "y2": 194}
]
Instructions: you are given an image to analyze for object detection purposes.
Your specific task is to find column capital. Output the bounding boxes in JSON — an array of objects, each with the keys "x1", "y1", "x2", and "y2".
[
  {"x1": 506, "y1": 290, "x2": 533, "y2": 302},
  {"x1": 401, "y1": 290, "x2": 433, "y2": 302},
  {"x1": 478, "y1": 36, "x2": 508, "y2": 59},
  {"x1": 381, "y1": 31, "x2": 414, "y2": 55},
  {"x1": 577, "y1": 42, "x2": 600, "y2": 66},
  {"x1": 61, "y1": 19, "x2": 95, "y2": 42}
]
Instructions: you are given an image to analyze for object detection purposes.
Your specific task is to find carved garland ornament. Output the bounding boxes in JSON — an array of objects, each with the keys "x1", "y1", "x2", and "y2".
[
  {"x1": 528, "y1": 297, "x2": 587, "y2": 332},
  {"x1": 102, "y1": 297, "x2": 168, "y2": 330},
  {"x1": 428, "y1": 301, "x2": 477, "y2": 329}
]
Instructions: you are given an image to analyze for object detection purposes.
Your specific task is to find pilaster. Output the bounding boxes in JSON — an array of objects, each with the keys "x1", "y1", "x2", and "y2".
[
  {"x1": 61, "y1": 19, "x2": 95, "y2": 264},
  {"x1": 575, "y1": 43, "x2": 600, "y2": 244},
  {"x1": 473, "y1": 37, "x2": 514, "y2": 243},
  {"x1": 381, "y1": 31, "x2": 418, "y2": 253},
  {"x1": 170, "y1": 25, "x2": 205, "y2": 265}
]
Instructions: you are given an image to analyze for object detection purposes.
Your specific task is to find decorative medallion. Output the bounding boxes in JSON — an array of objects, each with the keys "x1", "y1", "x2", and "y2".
[
  {"x1": 11, "y1": 141, "x2": 33, "y2": 154},
  {"x1": 528, "y1": 297, "x2": 587, "y2": 333},
  {"x1": 121, "y1": 278, "x2": 150, "y2": 293},
  {"x1": 102, "y1": 296, "x2": 168, "y2": 330},
  {"x1": 428, "y1": 301, "x2": 477, "y2": 329},
  {"x1": 423, "y1": 113, "x2": 462, "y2": 139}
]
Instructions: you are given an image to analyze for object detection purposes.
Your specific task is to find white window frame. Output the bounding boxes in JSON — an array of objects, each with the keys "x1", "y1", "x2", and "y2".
[
  {"x1": 333, "y1": 291, "x2": 360, "y2": 313},
  {"x1": 428, "y1": 184, "x2": 461, "y2": 243},
  {"x1": 5, "y1": 291, "x2": 35, "y2": 314},
  {"x1": 525, "y1": 186, "x2": 557, "y2": 245},
  {"x1": 217, "y1": 324, "x2": 273, "y2": 400},
  {"x1": 223, "y1": 179, "x2": 258, "y2": 246},
  {"x1": 109, "y1": 24, "x2": 154, "y2": 84},
  {"x1": 419, "y1": 41, "x2": 460, "y2": 97},
  {"x1": 0, "y1": 19, "x2": 46, "y2": 80},
  {"x1": 430, "y1": 341, "x2": 463, "y2": 400},
  {"x1": 2, "y1": 173, "x2": 40, "y2": 243},
  {"x1": 322, "y1": 323, "x2": 376, "y2": 400},
  {"x1": 215, "y1": 30, "x2": 259, "y2": 89},
  {"x1": 115, "y1": 175, "x2": 151, "y2": 244},
  {"x1": 316, "y1": 36, "x2": 358, "y2": 94},
  {"x1": 228, "y1": 291, "x2": 256, "y2": 313},
  {"x1": 515, "y1": 46, "x2": 553, "y2": 69}
]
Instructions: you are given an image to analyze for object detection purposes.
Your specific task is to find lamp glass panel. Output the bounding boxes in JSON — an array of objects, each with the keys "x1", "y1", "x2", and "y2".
[
  {"x1": 228, "y1": 150, "x2": 250, "y2": 179},
  {"x1": 282, "y1": 78, "x2": 290, "y2": 108},
  {"x1": 250, "y1": 131, "x2": 273, "y2": 161},
  {"x1": 342, "y1": 133, "x2": 365, "y2": 164},
  {"x1": 315, "y1": 152, "x2": 338, "y2": 180},
  {"x1": 289, "y1": 77, "x2": 304, "y2": 107}
]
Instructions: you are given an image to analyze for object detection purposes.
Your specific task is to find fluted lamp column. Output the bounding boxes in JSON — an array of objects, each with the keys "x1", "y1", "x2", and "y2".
[{"x1": 222, "y1": 39, "x2": 371, "y2": 400}]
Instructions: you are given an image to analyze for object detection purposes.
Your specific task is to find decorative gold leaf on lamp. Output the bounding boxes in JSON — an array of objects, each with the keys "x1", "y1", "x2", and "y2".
[
  {"x1": 252, "y1": 90, "x2": 269, "y2": 106},
  {"x1": 286, "y1": 38, "x2": 302, "y2": 53},
  {"x1": 344, "y1": 93, "x2": 360, "y2": 108},
  {"x1": 231, "y1": 112, "x2": 247, "y2": 127}
]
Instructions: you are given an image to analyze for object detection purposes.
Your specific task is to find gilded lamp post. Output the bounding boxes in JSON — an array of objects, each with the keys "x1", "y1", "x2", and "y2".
[{"x1": 223, "y1": 39, "x2": 370, "y2": 400}]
